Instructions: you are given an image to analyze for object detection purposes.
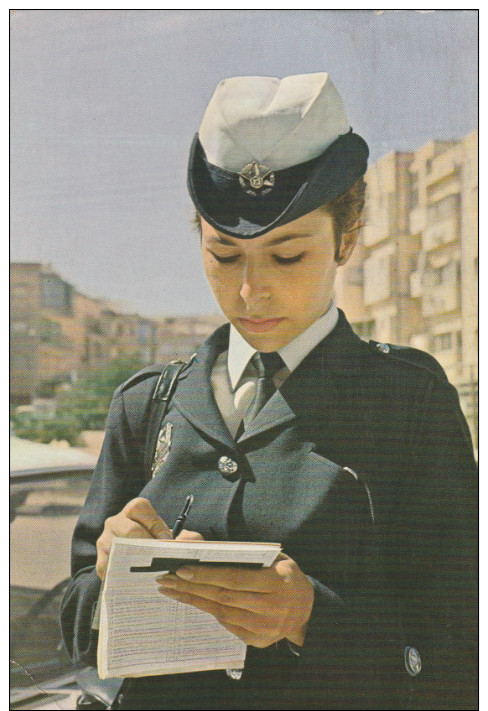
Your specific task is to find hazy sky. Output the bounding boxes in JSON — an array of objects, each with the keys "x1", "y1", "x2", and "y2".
[{"x1": 10, "y1": 10, "x2": 478, "y2": 317}]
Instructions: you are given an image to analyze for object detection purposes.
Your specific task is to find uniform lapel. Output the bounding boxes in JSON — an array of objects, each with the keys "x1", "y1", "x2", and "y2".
[
  {"x1": 170, "y1": 324, "x2": 237, "y2": 451},
  {"x1": 238, "y1": 311, "x2": 365, "y2": 444},
  {"x1": 282, "y1": 311, "x2": 364, "y2": 421},
  {"x1": 170, "y1": 312, "x2": 372, "y2": 457},
  {"x1": 236, "y1": 390, "x2": 296, "y2": 442},
  {"x1": 240, "y1": 313, "x2": 373, "y2": 543}
]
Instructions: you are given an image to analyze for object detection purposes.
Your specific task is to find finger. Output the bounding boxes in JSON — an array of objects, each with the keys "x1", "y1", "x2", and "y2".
[
  {"x1": 158, "y1": 576, "x2": 269, "y2": 613},
  {"x1": 175, "y1": 529, "x2": 204, "y2": 541},
  {"x1": 123, "y1": 497, "x2": 172, "y2": 539},
  {"x1": 175, "y1": 565, "x2": 276, "y2": 592},
  {"x1": 95, "y1": 550, "x2": 108, "y2": 579},
  {"x1": 218, "y1": 621, "x2": 273, "y2": 649},
  {"x1": 103, "y1": 516, "x2": 155, "y2": 540}
]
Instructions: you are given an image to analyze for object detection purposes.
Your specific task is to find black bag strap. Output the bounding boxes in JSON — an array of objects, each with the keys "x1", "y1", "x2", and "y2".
[{"x1": 143, "y1": 355, "x2": 195, "y2": 482}]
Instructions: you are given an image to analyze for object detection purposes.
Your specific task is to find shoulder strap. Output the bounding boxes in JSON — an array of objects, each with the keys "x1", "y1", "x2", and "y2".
[{"x1": 143, "y1": 356, "x2": 195, "y2": 482}]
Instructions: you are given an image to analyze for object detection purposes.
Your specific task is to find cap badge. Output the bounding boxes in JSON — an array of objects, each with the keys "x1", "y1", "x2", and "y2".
[{"x1": 238, "y1": 161, "x2": 275, "y2": 197}]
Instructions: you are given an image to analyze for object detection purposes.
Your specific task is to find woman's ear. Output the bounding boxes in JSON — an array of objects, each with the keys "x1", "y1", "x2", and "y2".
[{"x1": 336, "y1": 228, "x2": 358, "y2": 266}]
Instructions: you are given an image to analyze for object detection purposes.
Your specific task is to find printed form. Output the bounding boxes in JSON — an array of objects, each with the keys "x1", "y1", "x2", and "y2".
[{"x1": 97, "y1": 538, "x2": 281, "y2": 679}]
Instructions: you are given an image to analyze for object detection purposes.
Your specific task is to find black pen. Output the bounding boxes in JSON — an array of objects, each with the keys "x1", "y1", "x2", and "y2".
[{"x1": 172, "y1": 494, "x2": 194, "y2": 538}]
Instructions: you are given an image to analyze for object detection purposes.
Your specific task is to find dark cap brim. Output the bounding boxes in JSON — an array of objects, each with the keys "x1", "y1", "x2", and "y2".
[{"x1": 187, "y1": 129, "x2": 369, "y2": 238}]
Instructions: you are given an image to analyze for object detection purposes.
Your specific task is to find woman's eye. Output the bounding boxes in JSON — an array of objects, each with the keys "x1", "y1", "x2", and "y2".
[
  {"x1": 273, "y1": 253, "x2": 305, "y2": 265},
  {"x1": 209, "y1": 251, "x2": 239, "y2": 264}
]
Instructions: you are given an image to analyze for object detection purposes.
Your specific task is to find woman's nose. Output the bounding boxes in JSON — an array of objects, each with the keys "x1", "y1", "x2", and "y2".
[{"x1": 239, "y1": 258, "x2": 271, "y2": 304}]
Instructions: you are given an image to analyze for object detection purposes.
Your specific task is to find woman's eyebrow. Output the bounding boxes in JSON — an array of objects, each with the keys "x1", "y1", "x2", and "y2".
[
  {"x1": 210, "y1": 233, "x2": 309, "y2": 247},
  {"x1": 267, "y1": 233, "x2": 309, "y2": 246},
  {"x1": 209, "y1": 235, "x2": 238, "y2": 246}
]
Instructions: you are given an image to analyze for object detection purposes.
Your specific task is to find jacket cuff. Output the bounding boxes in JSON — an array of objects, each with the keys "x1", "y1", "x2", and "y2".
[
  {"x1": 298, "y1": 575, "x2": 345, "y2": 659},
  {"x1": 61, "y1": 566, "x2": 101, "y2": 667}
]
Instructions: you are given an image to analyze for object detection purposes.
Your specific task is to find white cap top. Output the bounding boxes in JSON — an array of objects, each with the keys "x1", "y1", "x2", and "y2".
[{"x1": 198, "y1": 72, "x2": 350, "y2": 172}]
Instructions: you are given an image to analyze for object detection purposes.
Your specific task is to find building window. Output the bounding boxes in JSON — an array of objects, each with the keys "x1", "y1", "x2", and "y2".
[
  {"x1": 441, "y1": 261, "x2": 458, "y2": 285},
  {"x1": 408, "y1": 172, "x2": 419, "y2": 210},
  {"x1": 426, "y1": 193, "x2": 460, "y2": 225},
  {"x1": 138, "y1": 322, "x2": 154, "y2": 344},
  {"x1": 457, "y1": 331, "x2": 463, "y2": 353},
  {"x1": 41, "y1": 275, "x2": 72, "y2": 314},
  {"x1": 424, "y1": 260, "x2": 458, "y2": 289},
  {"x1": 432, "y1": 332, "x2": 452, "y2": 351}
]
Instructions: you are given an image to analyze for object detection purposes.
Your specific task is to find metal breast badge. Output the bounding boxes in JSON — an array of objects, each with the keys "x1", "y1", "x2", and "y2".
[
  {"x1": 238, "y1": 161, "x2": 275, "y2": 196},
  {"x1": 151, "y1": 422, "x2": 173, "y2": 477}
]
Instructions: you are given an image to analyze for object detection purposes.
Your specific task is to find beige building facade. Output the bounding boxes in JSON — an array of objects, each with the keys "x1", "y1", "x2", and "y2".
[
  {"x1": 336, "y1": 129, "x2": 478, "y2": 445},
  {"x1": 10, "y1": 263, "x2": 224, "y2": 404}
]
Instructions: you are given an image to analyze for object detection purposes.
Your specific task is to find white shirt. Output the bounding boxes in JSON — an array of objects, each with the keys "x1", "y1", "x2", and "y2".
[{"x1": 211, "y1": 304, "x2": 339, "y2": 437}]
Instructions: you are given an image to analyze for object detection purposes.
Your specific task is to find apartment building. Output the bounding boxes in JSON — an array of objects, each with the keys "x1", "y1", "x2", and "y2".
[
  {"x1": 11, "y1": 264, "x2": 77, "y2": 402},
  {"x1": 336, "y1": 129, "x2": 478, "y2": 445},
  {"x1": 335, "y1": 150, "x2": 423, "y2": 344},
  {"x1": 10, "y1": 262, "x2": 225, "y2": 404},
  {"x1": 155, "y1": 315, "x2": 226, "y2": 363}
]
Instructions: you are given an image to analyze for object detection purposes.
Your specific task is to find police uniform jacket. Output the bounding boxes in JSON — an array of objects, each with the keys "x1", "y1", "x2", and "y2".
[{"x1": 61, "y1": 310, "x2": 477, "y2": 710}]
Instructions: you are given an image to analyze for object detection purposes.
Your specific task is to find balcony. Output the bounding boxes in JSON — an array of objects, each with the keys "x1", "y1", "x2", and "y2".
[
  {"x1": 363, "y1": 248, "x2": 393, "y2": 305},
  {"x1": 84, "y1": 316, "x2": 104, "y2": 335},
  {"x1": 410, "y1": 271, "x2": 423, "y2": 297},
  {"x1": 424, "y1": 153, "x2": 460, "y2": 187},
  {"x1": 363, "y1": 199, "x2": 395, "y2": 247},
  {"x1": 421, "y1": 283, "x2": 458, "y2": 316},
  {"x1": 422, "y1": 215, "x2": 458, "y2": 251},
  {"x1": 409, "y1": 206, "x2": 425, "y2": 235}
]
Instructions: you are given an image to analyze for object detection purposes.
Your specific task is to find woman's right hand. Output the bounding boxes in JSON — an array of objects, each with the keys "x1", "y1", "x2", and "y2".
[{"x1": 95, "y1": 497, "x2": 203, "y2": 579}]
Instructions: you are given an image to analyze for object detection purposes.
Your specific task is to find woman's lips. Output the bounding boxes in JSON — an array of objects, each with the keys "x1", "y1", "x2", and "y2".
[{"x1": 238, "y1": 317, "x2": 284, "y2": 333}]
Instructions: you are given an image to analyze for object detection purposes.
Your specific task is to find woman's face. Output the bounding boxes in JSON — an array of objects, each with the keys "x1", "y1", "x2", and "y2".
[{"x1": 201, "y1": 207, "x2": 356, "y2": 352}]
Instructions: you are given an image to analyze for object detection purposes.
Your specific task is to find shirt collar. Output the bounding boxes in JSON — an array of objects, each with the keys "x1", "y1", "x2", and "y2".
[{"x1": 227, "y1": 302, "x2": 339, "y2": 390}]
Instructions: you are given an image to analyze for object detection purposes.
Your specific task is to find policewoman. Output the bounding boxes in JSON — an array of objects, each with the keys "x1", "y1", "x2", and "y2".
[{"x1": 62, "y1": 73, "x2": 477, "y2": 709}]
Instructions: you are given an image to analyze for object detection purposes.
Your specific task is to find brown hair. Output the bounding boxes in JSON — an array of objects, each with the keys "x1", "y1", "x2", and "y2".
[
  {"x1": 192, "y1": 176, "x2": 366, "y2": 261},
  {"x1": 322, "y1": 176, "x2": 366, "y2": 260}
]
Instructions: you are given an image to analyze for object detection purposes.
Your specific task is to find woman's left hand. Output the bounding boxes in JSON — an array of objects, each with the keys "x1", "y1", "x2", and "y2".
[{"x1": 157, "y1": 553, "x2": 314, "y2": 648}]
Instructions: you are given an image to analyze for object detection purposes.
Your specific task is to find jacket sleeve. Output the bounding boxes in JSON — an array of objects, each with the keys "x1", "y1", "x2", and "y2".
[
  {"x1": 294, "y1": 375, "x2": 477, "y2": 710},
  {"x1": 60, "y1": 383, "x2": 150, "y2": 667},
  {"x1": 387, "y1": 375, "x2": 478, "y2": 709}
]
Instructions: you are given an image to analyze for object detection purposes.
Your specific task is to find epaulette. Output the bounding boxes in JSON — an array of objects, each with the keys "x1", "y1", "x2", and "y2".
[
  {"x1": 368, "y1": 340, "x2": 448, "y2": 381},
  {"x1": 119, "y1": 365, "x2": 165, "y2": 393}
]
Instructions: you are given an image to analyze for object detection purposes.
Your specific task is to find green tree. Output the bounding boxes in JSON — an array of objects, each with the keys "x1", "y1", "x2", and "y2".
[
  {"x1": 56, "y1": 355, "x2": 146, "y2": 430},
  {"x1": 12, "y1": 356, "x2": 146, "y2": 444}
]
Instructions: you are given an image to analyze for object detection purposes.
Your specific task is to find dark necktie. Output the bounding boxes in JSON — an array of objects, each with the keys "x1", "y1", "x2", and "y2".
[{"x1": 243, "y1": 351, "x2": 285, "y2": 428}]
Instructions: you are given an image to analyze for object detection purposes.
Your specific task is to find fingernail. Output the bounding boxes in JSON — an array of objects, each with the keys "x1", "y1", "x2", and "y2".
[{"x1": 176, "y1": 567, "x2": 193, "y2": 580}]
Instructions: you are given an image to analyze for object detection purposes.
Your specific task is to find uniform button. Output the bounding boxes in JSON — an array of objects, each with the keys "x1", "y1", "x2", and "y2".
[
  {"x1": 376, "y1": 342, "x2": 390, "y2": 354},
  {"x1": 226, "y1": 668, "x2": 243, "y2": 680},
  {"x1": 218, "y1": 456, "x2": 239, "y2": 480},
  {"x1": 404, "y1": 646, "x2": 422, "y2": 676}
]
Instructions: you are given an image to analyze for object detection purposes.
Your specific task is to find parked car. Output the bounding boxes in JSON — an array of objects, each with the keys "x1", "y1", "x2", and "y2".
[{"x1": 10, "y1": 436, "x2": 98, "y2": 710}]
